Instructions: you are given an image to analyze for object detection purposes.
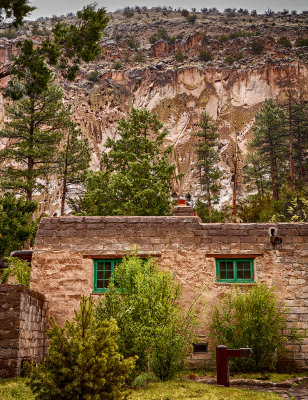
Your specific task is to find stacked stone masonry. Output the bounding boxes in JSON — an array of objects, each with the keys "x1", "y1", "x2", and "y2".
[
  {"x1": 0, "y1": 285, "x2": 47, "y2": 377},
  {"x1": 30, "y1": 215, "x2": 308, "y2": 369}
]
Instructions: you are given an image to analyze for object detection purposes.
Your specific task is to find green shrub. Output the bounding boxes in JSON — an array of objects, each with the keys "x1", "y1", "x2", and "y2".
[
  {"x1": 199, "y1": 49, "x2": 213, "y2": 62},
  {"x1": 88, "y1": 70, "x2": 100, "y2": 82},
  {"x1": 0, "y1": 28, "x2": 18, "y2": 39},
  {"x1": 175, "y1": 51, "x2": 185, "y2": 61},
  {"x1": 134, "y1": 53, "x2": 144, "y2": 63},
  {"x1": 225, "y1": 55, "x2": 234, "y2": 65},
  {"x1": 0, "y1": 257, "x2": 31, "y2": 286},
  {"x1": 218, "y1": 34, "x2": 228, "y2": 42},
  {"x1": 295, "y1": 38, "x2": 308, "y2": 47},
  {"x1": 210, "y1": 284, "x2": 304, "y2": 373},
  {"x1": 123, "y1": 7, "x2": 134, "y2": 18},
  {"x1": 235, "y1": 52, "x2": 243, "y2": 60},
  {"x1": 149, "y1": 28, "x2": 169, "y2": 44},
  {"x1": 277, "y1": 37, "x2": 292, "y2": 48},
  {"x1": 133, "y1": 373, "x2": 158, "y2": 388},
  {"x1": 96, "y1": 255, "x2": 198, "y2": 381},
  {"x1": 251, "y1": 39, "x2": 263, "y2": 54},
  {"x1": 181, "y1": 9, "x2": 189, "y2": 17},
  {"x1": 113, "y1": 61, "x2": 122, "y2": 70},
  {"x1": 187, "y1": 14, "x2": 197, "y2": 24},
  {"x1": 28, "y1": 297, "x2": 135, "y2": 400},
  {"x1": 127, "y1": 36, "x2": 139, "y2": 50}
]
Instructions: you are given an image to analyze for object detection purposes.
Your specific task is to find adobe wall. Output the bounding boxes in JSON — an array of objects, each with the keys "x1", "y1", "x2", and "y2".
[
  {"x1": 30, "y1": 216, "x2": 308, "y2": 369},
  {"x1": 0, "y1": 284, "x2": 47, "y2": 377}
]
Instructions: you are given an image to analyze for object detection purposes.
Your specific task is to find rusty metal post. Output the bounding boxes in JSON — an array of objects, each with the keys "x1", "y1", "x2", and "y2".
[{"x1": 216, "y1": 345, "x2": 229, "y2": 387}]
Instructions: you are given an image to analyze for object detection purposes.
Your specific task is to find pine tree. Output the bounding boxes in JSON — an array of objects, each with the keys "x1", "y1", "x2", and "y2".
[
  {"x1": 292, "y1": 101, "x2": 308, "y2": 187},
  {"x1": 75, "y1": 107, "x2": 177, "y2": 216},
  {"x1": 0, "y1": 194, "x2": 37, "y2": 259},
  {"x1": 58, "y1": 125, "x2": 90, "y2": 216},
  {"x1": 243, "y1": 153, "x2": 271, "y2": 197},
  {"x1": 194, "y1": 112, "x2": 222, "y2": 222},
  {"x1": 28, "y1": 296, "x2": 136, "y2": 400},
  {"x1": 250, "y1": 99, "x2": 287, "y2": 200},
  {"x1": 0, "y1": 0, "x2": 34, "y2": 28},
  {"x1": 0, "y1": 81, "x2": 71, "y2": 201},
  {"x1": 0, "y1": 4, "x2": 109, "y2": 82}
]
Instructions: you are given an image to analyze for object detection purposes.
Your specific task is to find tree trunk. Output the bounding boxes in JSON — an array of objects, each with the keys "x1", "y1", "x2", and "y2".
[
  {"x1": 60, "y1": 177, "x2": 67, "y2": 216},
  {"x1": 288, "y1": 96, "x2": 294, "y2": 192}
]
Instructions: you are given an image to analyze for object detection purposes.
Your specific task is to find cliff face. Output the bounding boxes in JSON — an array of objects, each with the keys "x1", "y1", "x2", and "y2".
[
  {"x1": 68, "y1": 62, "x2": 307, "y2": 208},
  {"x1": 0, "y1": 9, "x2": 307, "y2": 215}
]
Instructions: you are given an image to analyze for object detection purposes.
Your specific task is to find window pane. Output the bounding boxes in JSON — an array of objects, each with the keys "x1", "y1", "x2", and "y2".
[
  {"x1": 226, "y1": 261, "x2": 234, "y2": 279},
  {"x1": 236, "y1": 261, "x2": 243, "y2": 279},
  {"x1": 97, "y1": 262, "x2": 105, "y2": 271},
  {"x1": 220, "y1": 261, "x2": 227, "y2": 279},
  {"x1": 104, "y1": 269, "x2": 111, "y2": 281},
  {"x1": 97, "y1": 271, "x2": 104, "y2": 280},
  {"x1": 97, "y1": 279, "x2": 104, "y2": 288},
  {"x1": 244, "y1": 262, "x2": 252, "y2": 279},
  {"x1": 104, "y1": 261, "x2": 112, "y2": 271}
]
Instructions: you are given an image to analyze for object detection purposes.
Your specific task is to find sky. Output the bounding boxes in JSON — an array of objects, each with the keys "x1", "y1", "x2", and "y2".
[{"x1": 30, "y1": 0, "x2": 307, "y2": 20}]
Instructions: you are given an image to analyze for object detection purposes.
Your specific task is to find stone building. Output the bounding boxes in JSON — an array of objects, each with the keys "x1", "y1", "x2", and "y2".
[{"x1": 30, "y1": 204, "x2": 308, "y2": 369}]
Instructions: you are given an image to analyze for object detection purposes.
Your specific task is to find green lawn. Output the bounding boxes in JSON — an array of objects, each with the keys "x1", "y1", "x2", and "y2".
[
  {"x1": 0, "y1": 378, "x2": 283, "y2": 400},
  {"x1": 199, "y1": 370, "x2": 308, "y2": 383}
]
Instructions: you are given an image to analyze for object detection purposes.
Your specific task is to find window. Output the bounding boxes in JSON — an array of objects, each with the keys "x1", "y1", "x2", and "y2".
[
  {"x1": 93, "y1": 259, "x2": 122, "y2": 293},
  {"x1": 216, "y1": 259, "x2": 254, "y2": 283},
  {"x1": 193, "y1": 343, "x2": 208, "y2": 354}
]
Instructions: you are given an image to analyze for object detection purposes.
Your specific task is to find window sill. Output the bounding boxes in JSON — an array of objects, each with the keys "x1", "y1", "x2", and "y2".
[{"x1": 215, "y1": 281, "x2": 256, "y2": 286}]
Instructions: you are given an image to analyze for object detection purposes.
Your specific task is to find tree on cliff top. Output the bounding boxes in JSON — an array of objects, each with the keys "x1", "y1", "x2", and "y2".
[
  {"x1": 0, "y1": 4, "x2": 109, "y2": 84},
  {"x1": 0, "y1": 0, "x2": 35, "y2": 28},
  {"x1": 73, "y1": 107, "x2": 177, "y2": 216}
]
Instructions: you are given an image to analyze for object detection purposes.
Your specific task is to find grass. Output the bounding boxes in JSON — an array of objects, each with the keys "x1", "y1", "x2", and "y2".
[
  {"x1": 0, "y1": 378, "x2": 34, "y2": 400},
  {"x1": 2, "y1": 375, "x2": 306, "y2": 399},
  {"x1": 128, "y1": 379, "x2": 282, "y2": 399},
  {"x1": 198, "y1": 370, "x2": 308, "y2": 382}
]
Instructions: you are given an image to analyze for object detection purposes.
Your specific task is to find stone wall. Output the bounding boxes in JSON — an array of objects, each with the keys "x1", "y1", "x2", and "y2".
[
  {"x1": 0, "y1": 284, "x2": 47, "y2": 377},
  {"x1": 30, "y1": 215, "x2": 308, "y2": 369}
]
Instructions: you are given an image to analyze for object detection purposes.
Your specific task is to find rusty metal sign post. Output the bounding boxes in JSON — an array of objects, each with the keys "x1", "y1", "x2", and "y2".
[{"x1": 216, "y1": 345, "x2": 253, "y2": 387}]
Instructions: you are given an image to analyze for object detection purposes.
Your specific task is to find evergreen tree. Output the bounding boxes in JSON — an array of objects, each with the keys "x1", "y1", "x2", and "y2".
[
  {"x1": 0, "y1": 81, "x2": 71, "y2": 201},
  {"x1": 0, "y1": 194, "x2": 37, "y2": 259},
  {"x1": 75, "y1": 107, "x2": 177, "y2": 216},
  {"x1": 194, "y1": 112, "x2": 222, "y2": 222},
  {"x1": 0, "y1": 0, "x2": 34, "y2": 28},
  {"x1": 292, "y1": 101, "x2": 308, "y2": 187},
  {"x1": 0, "y1": 4, "x2": 109, "y2": 82},
  {"x1": 243, "y1": 153, "x2": 271, "y2": 197},
  {"x1": 28, "y1": 296, "x2": 135, "y2": 400},
  {"x1": 58, "y1": 125, "x2": 90, "y2": 215},
  {"x1": 250, "y1": 99, "x2": 287, "y2": 200}
]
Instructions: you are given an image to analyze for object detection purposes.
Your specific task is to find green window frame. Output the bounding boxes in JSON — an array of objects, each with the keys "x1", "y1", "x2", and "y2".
[
  {"x1": 93, "y1": 259, "x2": 122, "y2": 293},
  {"x1": 216, "y1": 259, "x2": 254, "y2": 283}
]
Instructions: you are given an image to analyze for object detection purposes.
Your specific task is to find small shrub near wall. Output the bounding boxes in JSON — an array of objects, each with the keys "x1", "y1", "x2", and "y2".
[{"x1": 210, "y1": 284, "x2": 304, "y2": 373}]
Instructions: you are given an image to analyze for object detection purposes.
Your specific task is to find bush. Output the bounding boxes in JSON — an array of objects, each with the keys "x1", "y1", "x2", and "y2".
[
  {"x1": 225, "y1": 55, "x2": 234, "y2": 65},
  {"x1": 210, "y1": 284, "x2": 303, "y2": 373},
  {"x1": 28, "y1": 297, "x2": 135, "y2": 400},
  {"x1": 175, "y1": 51, "x2": 185, "y2": 61},
  {"x1": 127, "y1": 36, "x2": 139, "y2": 50},
  {"x1": 96, "y1": 255, "x2": 198, "y2": 381},
  {"x1": 181, "y1": 9, "x2": 189, "y2": 17},
  {"x1": 113, "y1": 61, "x2": 122, "y2": 70},
  {"x1": 277, "y1": 37, "x2": 292, "y2": 48},
  {"x1": 123, "y1": 7, "x2": 134, "y2": 18},
  {"x1": 251, "y1": 39, "x2": 263, "y2": 54},
  {"x1": 88, "y1": 70, "x2": 100, "y2": 82},
  {"x1": 295, "y1": 38, "x2": 308, "y2": 47},
  {"x1": 199, "y1": 49, "x2": 213, "y2": 62},
  {"x1": 187, "y1": 14, "x2": 197, "y2": 24},
  {"x1": 235, "y1": 52, "x2": 243, "y2": 60},
  {"x1": 0, "y1": 257, "x2": 31, "y2": 286},
  {"x1": 149, "y1": 28, "x2": 169, "y2": 44}
]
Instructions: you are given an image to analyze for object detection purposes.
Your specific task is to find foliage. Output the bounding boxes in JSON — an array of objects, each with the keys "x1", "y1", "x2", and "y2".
[
  {"x1": 181, "y1": 9, "x2": 189, "y2": 17},
  {"x1": 187, "y1": 14, "x2": 197, "y2": 24},
  {"x1": 224, "y1": 55, "x2": 234, "y2": 65},
  {"x1": 0, "y1": 194, "x2": 37, "y2": 258},
  {"x1": 277, "y1": 37, "x2": 292, "y2": 48},
  {"x1": 88, "y1": 70, "x2": 100, "y2": 82},
  {"x1": 0, "y1": 79, "x2": 71, "y2": 201},
  {"x1": 195, "y1": 200, "x2": 226, "y2": 223},
  {"x1": 28, "y1": 296, "x2": 135, "y2": 400},
  {"x1": 210, "y1": 284, "x2": 303, "y2": 373},
  {"x1": 0, "y1": 377, "x2": 283, "y2": 400},
  {"x1": 123, "y1": 7, "x2": 134, "y2": 18},
  {"x1": 295, "y1": 38, "x2": 308, "y2": 47},
  {"x1": 194, "y1": 112, "x2": 222, "y2": 222},
  {"x1": 58, "y1": 124, "x2": 90, "y2": 216},
  {"x1": 235, "y1": 52, "x2": 243, "y2": 60},
  {"x1": 175, "y1": 51, "x2": 185, "y2": 62},
  {"x1": 249, "y1": 98, "x2": 287, "y2": 200},
  {"x1": 149, "y1": 28, "x2": 169, "y2": 44},
  {"x1": 1, "y1": 4, "x2": 109, "y2": 83},
  {"x1": 251, "y1": 39, "x2": 264, "y2": 54},
  {"x1": 0, "y1": 0, "x2": 35, "y2": 28},
  {"x1": 238, "y1": 195, "x2": 275, "y2": 222},
  {"x1": 270, "y1": 187, "x2": 308, "y2": 222},
  {"x1": 199, "y1": 50, "x2": 213, "y2": 62},
  {"x1": 96, "y1": 255, "x2": 198, "y2": 381},
  {"x1": 1, "y1": 257, "x2": 31, "y2": 286},
  {"x1": 127, "y1": 36, "x2": 139, "y2": 51},
  {"x1": 75, "y1": 107, "x2": 177, "y2": 216},
  {"x1": 133, "y1": 373, "x2": 158, "y2": 388},
  {"x1": 113, "y1": 61, "x2": 122, "y2": 70}
]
